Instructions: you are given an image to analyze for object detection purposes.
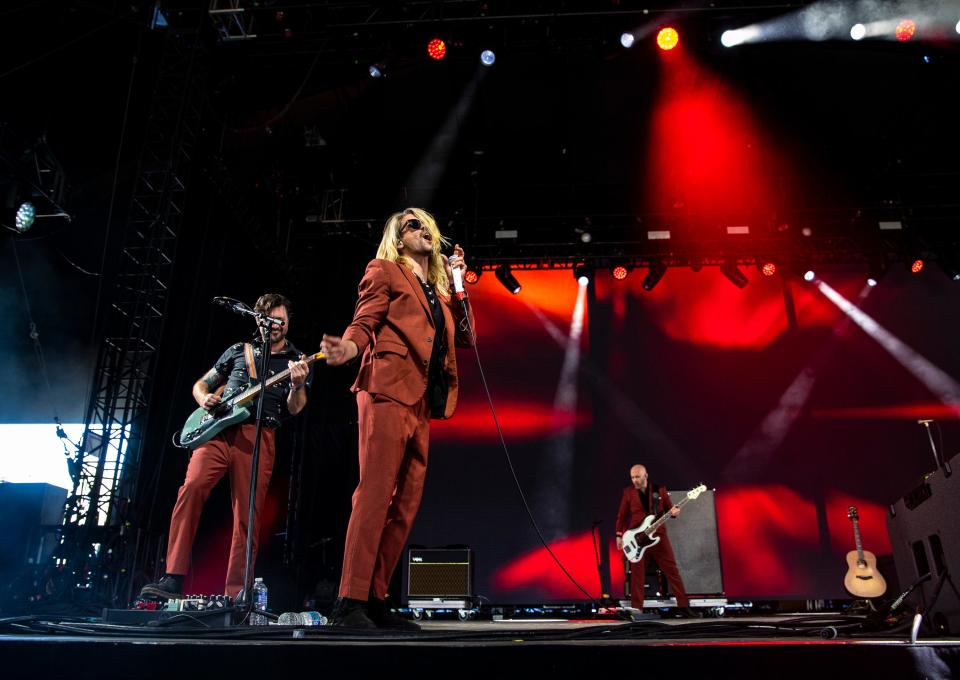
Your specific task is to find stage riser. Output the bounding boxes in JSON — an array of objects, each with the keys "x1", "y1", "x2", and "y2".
[{"x1": 2, "y1": 639, "x2": 958, "y2": 679}]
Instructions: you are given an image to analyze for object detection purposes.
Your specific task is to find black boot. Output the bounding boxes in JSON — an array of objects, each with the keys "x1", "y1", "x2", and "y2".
[
  {"x1": 367, "y1": 596, "x2": 421, "y2": 632},
  {"x1": 330, "y1": 597, "x2": 378, "y2": 629},
  {"x1": 139, "y1": 575, "x2": 184, "y2": 600},
  {"x1": 676, "y1": 606, "x2": 702, "y2": 619}
]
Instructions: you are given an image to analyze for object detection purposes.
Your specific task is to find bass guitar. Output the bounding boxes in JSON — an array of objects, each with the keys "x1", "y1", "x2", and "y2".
[
  {"x1": 843, "y1": 505, "x2": 887, "y2": 598},
  {"x1": 622, "y1": 484, "x2": 707, "y2": 563},
  {"x1": 178, "y1": 351, "x2": 324, "y2": 449}
]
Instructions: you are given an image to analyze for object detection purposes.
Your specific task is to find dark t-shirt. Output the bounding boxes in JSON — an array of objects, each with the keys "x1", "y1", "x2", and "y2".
[
  {"x1": 417, "y1": 278, "x2": 449, "y2": 418},
  {"x1": 212, "y1": 339, "x2": 313, "y2": 426}
]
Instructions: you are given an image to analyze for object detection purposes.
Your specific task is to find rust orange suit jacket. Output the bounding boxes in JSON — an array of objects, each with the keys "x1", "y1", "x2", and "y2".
[
  {"x1": 616, "y1": 484, "x2": 674, "y2": 539},
  {"x1": 341, "y1": 258, "x2": 476, "y2": 419}
]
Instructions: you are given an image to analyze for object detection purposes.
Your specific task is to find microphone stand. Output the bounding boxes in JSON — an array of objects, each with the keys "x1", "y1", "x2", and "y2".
[{"x1": 213, "y1": 298, "x2": 284, "y2": 622}]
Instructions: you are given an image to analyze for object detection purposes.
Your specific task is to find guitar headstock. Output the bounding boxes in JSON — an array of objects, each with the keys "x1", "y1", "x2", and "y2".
[
  {"x1": 687, "y1": 484, "x2": 707, "y2": 500},
  {"x1": 847, "y1": 506, "x2": 859, "y2": 521},
  {"x1": 305, "y1": 351, "x2": 326, "y2": 363}
]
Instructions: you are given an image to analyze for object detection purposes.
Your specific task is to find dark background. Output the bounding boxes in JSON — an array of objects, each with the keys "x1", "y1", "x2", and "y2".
[{"x1": 2, "y1": 1, "x2": 959, "y2": 608}]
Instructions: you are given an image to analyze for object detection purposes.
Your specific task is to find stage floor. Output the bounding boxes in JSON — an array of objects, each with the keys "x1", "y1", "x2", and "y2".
[{"x1": 3, "y1": 613, "x2": 960, "y2": 678}]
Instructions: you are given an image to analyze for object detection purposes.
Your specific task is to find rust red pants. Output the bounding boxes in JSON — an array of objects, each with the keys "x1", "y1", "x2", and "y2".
[
  {"x1": 165, "y1": 423, "x2": 275, "y2": 598},
  {"x1": 629, "y1": 532, "x2": 689, "y2": 608},
  {"x1": 339, "y1": 391, "x2": 430, "y2": 601}
]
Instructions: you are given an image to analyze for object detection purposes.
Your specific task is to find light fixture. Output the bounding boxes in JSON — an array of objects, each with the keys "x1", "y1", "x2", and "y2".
[
  {"x1": 573, "y1": 264, "x2": 593, "y2": 286},
  {"x1": 720, "y1": 260, "x2": 749, "y2": 288},
  {"x1": 480, "y1": 50, "x2": 496, "y2": 66},
  {"x1": 427, "y1": 38, "x2": 447, "y2": 60},
  {"x1": 495, "y1": 265, "x2": 521, "y2": 294},
  {"x1": 643, "y1": 261, "x2": 668, "y2": 291},
  {"x1": 657, "y1": 27, "x2": 679, "y2": 51},
  {"x1": 15, "y1": 202, "x2": 36, "y2": 232}
]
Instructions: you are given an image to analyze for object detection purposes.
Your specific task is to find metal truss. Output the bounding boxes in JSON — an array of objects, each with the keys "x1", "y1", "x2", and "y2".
[{"x1": 66, "y1": 25, "x2": 205, "y2": 566}]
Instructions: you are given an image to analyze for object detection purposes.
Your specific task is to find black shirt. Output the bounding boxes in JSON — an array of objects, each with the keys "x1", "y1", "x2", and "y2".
[
  {"x1": 212, "y1": 339, "x2": 313, "y2": 426},
  {"x1": 417, "y1": 277, "x2": 448, "y2": 418},
  {"x1": 636, "y1": 488, "x2": 649, "y2": 516}
]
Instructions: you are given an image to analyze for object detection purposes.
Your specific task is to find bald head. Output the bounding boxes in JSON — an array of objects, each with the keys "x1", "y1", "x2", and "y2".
[{"x1": 630, "y1": 465, "x2": 648, "y2": 490}]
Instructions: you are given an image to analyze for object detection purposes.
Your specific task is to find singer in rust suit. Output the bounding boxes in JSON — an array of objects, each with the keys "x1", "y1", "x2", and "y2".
[
  {"x1": 322, "y1": 207, "x2": 475, "y2": 629},
  {"x1": 616, "y1": 464, "x2": 694, "y2": 615}
]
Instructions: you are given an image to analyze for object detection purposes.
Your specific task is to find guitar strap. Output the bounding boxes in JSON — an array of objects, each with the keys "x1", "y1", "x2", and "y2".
[{"x1": 243, "y1": 343, "x2": 258, "y2": 381}]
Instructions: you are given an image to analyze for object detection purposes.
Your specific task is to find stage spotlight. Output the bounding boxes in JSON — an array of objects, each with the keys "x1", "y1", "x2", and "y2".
[
  {"x1": 760, "y1": 261, "x2": 777, "y2": 277},
  {"x1": 956, "y1": 19, "x2": 960, "y2": 35},
  {"x1": 643, "y1": 261, "x2": 668, "y2": 291},
  {"x1": 620, "y1": 32, "x2": 635, "y2": 48},
  {"x1": 495, "y1": 264, "x2": 521, "y2": 294},
  {"x1": 896, "y1": 19, "x2": 916, "y2": 42},
  {"x1": 939, "y1": 260, "x2": 960, "y2": 281},
  {"x1": 850, "y1": 23, "x2": 866, "y2": 41},
  {"x1": 368, "y1": 64, "x2": 384, "y2": 78},
  {"x1": 720, "y1": 260, "x2": 749, "y2": 288},
  {"x1": 612, "y1": 265, "x2": 629, "y2": 281},
  {"x1": 911, "y1": 258, "x2": 924, "y2": 274},
  {"x1": 427, "y1": 38, "x2": 447, "y2": 60},
  {"x1": 573, "y1": 265, "x2": 593, "y2": 286},
  {"x1": 464, "y1": 269, "x2": 480, "y2": 285},
  {"x1": 867, "y1": 256, "x2": 887, "y2": 287},
  {"x1": 480, "y1": 50, "x2": 496, "y2": 66},
  {"x1": 721, "y1": 30, "x2": 739, "y2": 48},
  {"x1": 657, "y1": 27, "x2": 679, "y2": 51},
  {"x1": 803, "y1": 270, "x2": 816, "y2": 282},
  {"x1": 15, "y1": 202, "x2": 35, "y2": 232}
]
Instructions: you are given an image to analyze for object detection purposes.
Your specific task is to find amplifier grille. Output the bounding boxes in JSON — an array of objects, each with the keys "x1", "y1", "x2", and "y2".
[{"x1": 407, "y1": 550, "x2": 473, "y2": 597}]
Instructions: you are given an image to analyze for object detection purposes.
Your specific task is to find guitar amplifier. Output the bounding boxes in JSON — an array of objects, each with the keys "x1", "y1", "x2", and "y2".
[
  {"x1": 887, "y1": 464, "x2": 960, "y2": 634},
  {"x1": 406, "y1": 548, "x2": 473, "y2": 598}
]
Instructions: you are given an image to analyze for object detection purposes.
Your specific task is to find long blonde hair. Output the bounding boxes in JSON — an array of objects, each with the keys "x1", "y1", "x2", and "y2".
[{"x1": 376, "y1": 207, "x2": 452, "y2": 297}]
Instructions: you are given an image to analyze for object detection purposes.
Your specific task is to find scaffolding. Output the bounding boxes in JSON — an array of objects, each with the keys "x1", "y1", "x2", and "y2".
[{"x1": 62, "y1": 23, "x2": 204, "y2": 598}]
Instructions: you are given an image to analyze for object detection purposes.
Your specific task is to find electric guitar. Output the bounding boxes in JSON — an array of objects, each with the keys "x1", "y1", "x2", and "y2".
[
  {"x1": 621, "y1": 484, "x2": 707, "y2": 563},
  {"x1": 843, "y1": 506, "x2": 887, "y2": 598},
  {"x1": 178, "y1": 351, "x2": 324, "y2": 449}
]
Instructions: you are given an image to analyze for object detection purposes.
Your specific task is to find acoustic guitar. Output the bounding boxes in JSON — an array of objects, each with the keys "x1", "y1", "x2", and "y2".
[{"x1": 843, "y1": 505, "x2": 887, "y2": 598}]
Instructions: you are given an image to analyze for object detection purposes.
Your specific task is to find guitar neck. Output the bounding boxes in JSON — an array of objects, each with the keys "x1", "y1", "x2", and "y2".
[
  {"x1": 852, "y1": 517, "x2": 865, "y2": 563},
  {"x1": 227, "y1": 351, "x2": 323, "y2": 405},
  {"x1": 648, "y1": 495, "x2": 693, "y2": 532}
]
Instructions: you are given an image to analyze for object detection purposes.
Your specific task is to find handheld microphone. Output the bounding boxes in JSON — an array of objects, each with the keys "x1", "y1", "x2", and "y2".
[{"x1": 451, "y1": 267, "x2": 465, "y2": 300}]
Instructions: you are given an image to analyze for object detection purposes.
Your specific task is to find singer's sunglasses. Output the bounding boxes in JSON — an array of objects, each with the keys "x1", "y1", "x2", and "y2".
[{"x1": 401, "y1": 218, "x2": 429, "y2": 233}]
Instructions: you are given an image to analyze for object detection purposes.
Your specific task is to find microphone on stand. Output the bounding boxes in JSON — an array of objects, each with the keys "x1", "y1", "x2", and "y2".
[{"x1": 213, "y1": 296, "x2": 250, "y2": 313}]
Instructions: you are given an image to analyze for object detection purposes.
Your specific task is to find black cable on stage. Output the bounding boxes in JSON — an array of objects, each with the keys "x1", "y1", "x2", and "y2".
[{"x1": 456, "y1": 296, "x2": 597, "y2": 603}]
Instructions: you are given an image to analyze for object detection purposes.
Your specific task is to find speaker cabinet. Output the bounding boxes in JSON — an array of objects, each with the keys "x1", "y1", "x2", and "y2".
[
  {"x1": 0, "y1": 482, "x2": 66, "y2": 576},
  {"x1": 407, "y1": 548, "x2": 473, "y2": 598},
  {"x1": 887, "y1": 466, "x2": 960, "y2": 633},
  {"x1": 666, "y1": 488, "x2": 724, "y2": 595}
]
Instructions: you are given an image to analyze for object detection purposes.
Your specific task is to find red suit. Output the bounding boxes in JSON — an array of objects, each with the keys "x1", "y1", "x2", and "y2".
[
  {"x1": 616, "y1": 484, "x2": 689, "y2": 609},
  {"x1": 338, "y1": 258, "x2": 474, "y2": 601}
]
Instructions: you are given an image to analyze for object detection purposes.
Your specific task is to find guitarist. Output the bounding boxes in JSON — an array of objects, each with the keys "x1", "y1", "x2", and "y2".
[
  {"x1": 615, "y1": 464, "x2": 696, "y2": 617},
  {"x1": 141, "y1": 293, "x2": 311, "y2": 601}
]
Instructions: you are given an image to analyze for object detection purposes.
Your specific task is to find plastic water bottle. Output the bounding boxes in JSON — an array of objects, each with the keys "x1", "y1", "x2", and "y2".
[
  {"x1": 277, "y1": 610, "x2": 328, "y2": 626},
  {"x1": 251, "y1": 577, "x2": 268, "y2": 625}
]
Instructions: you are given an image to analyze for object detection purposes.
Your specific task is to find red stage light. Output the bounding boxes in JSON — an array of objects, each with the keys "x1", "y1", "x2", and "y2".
[
  {"x1": 911, "y1": 258, "x2": 924, "y2": 273},
  {"x1": 464, "y1": 269, "x2": 479, "y2": 284},
  {"x1": 657, "y1": 27, "x2": 679, "y2": 51},
  {"x1": 612, "y1": 266, "x2": 629, "y2": 280},
  {"x1": 427, "y1": 38, "x2": 447, "y2": 60},
  {"x1": 761, "y1": 262, "x2": 777, "y2": 277},
  {"x1": 895, "y1": 19, "x2": 916, "y2": 42}
]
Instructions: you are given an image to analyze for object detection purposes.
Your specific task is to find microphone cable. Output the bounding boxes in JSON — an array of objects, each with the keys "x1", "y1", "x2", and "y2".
[{"x1": 456, "y1": 297, "x2": 599, "y2": 603}]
